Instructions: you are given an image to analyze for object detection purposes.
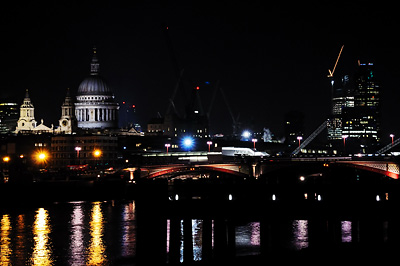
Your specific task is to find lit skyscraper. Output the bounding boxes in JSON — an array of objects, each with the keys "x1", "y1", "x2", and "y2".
[
  {"x1": 327, "y1": 75, "x2": 354, "y2": 140},
  {"x1": 342, "y1": 62, "x2": 380, "y2": 145},
  {"x1": 0, "y1": 101, "x2": 18, "y2": 134}
]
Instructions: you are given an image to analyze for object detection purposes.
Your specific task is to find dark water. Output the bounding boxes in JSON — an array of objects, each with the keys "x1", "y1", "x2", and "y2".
[{"x1": 0, "y1": 200, "x2": 396, "y2": 265}]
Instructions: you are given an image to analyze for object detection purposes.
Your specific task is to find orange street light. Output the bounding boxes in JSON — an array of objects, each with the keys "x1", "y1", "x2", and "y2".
[
  {"x1": 2, "y1": 156, "x2": 10, "y2": 163},
  {"x1": 93, "y1": 149, "x2": 102, "y2": 157},
  {"x1": 35, "y1": 150, "x2": 49, "y2": 168}
]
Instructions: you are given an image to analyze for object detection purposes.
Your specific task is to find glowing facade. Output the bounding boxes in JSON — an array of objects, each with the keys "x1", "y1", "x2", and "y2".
[
  {"x1": 342, "y1": 62, "x2": 380, "y2": 142},
  {"x1": 15, "y1": 89, "x2": 37, "y2": 133},
  {"x1": 75, "y1": 47, "x2": 119, "y2": 129},
  {"x1": 57, "y1": 88, "x2": 77, "y2": 134}
]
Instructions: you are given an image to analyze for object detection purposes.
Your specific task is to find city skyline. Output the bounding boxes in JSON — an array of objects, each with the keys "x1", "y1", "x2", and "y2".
[{"x1": 1, "y1": 1, "x2": 399, "y2": 139}]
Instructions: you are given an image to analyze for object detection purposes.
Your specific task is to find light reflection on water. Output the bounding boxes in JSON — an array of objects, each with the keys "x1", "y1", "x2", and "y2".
[
  {"x1": 31, "y1": 208, "x2": 53, "y2": 265},
  {"x1": 235, "y1": 222, "x2": 261, "y2": 256},
  {"x1": 69, "y1": 202, "x2": 85, "y2": 266},
  {"x1": 121, "y1": 201, "x2": 136, "y2": 258},
  {"x1": 0, "y1": 201, "x2": 137, "y2": 265},
  {"x1": 192, "y1": 219, "x2": 203, "y2": 261},
  {"x1": 1, "y1": 214, "x2": 12, "y2": 265},
  {"x1": 0, "y1": 200, "x2": 396, "y2": 264},
  {"x1": 291, "y1": 220, "x2": 309, "y2": 250},
  {"x1": 170, "y1": 219, "x2": 206, "y2": 263},
  {"x1": 341, "y1": 221, "x2": 352, "y2": 243},
  {"x1": 87, "y1": 202, "x2": 107, "y2": 265}
]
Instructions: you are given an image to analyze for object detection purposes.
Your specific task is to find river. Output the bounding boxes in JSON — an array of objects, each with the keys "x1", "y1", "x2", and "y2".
[{"x1": 1, "y1": 200, "x2": 398, "y2": 265}]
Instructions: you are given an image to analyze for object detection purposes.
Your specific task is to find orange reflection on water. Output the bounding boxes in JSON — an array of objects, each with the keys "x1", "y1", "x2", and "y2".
[
  {"x1": 87, "y1": 202, "x2": 107, "y2": 265},
  {"x1": 15, "y1": 214, "x2": 26, "y2": 264},
  {"x1": 31, "y1": 208, "x2": 53, "y2": 265},
  {"x1": 1, "y1": 214, "x2": 12, "y2": 265}
]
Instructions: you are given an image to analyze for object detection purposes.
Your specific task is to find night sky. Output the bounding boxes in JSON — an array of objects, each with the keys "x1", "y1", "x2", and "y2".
[{"x1": 1, "y1": 1, "x2": 399, "y2": 140}]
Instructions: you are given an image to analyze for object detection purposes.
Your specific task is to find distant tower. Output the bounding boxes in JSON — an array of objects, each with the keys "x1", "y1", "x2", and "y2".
[
  {"x1": 58, "y1": 88, "x2": 77, "y2": 134},
  {"x1": 15, "y1": 89, "x2": 37, "y2": 133}
]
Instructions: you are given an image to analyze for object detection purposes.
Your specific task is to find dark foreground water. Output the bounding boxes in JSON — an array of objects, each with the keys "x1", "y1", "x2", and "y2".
[{"x1": 1, "y1": 200, "x2": 399, "y2": 265}]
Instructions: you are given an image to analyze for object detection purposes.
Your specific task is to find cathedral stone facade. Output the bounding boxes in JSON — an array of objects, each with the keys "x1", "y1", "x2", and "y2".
[
  {"x1": 15, "y1": 89, "x2": 37, "y2": 133},
  {"x1": 74, "y1": 47, "x2": 119, "y2": 129},
  {"x1": 15, "y1": 48, "x2": 120, "y2": 135}
]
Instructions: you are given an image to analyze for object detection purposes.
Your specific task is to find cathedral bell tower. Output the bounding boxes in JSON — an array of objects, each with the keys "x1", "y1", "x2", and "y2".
[
  {"x1": 15, "y1": 89, "x2": 37, "y2": 133},
  {"x1": 58, "y1": 88, "x2": 77, "y2": 134}
]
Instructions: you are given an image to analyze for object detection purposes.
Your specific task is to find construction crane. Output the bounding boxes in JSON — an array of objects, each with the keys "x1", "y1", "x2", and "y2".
[
  {"x1": 327, "y1": 45, "x2": 344, "y2": 78},
  {"x1": 207, "y1": 81, "x2": 241, "y2": 136},
  {"x1": 292, "y1": 120, "x2": 329, "y2": 155}
]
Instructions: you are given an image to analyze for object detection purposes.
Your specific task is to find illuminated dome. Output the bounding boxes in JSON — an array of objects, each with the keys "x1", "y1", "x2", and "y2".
[
  {"x1": 77, "y1": 75, "x2": 113, "y2": 96},
  {"x1": 75, "y1": 47, "x2": 119, "y2": 129}
]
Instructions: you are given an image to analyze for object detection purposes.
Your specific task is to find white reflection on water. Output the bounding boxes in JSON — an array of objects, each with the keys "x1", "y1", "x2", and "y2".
[
  {"x1": 180, "y1": 220, "x2": 184, "y2": 263},
  {"x1": 69, "y1": 202, "x2": 85, "y2": 265},
  {"x1": 192, "y1": 219, "x2": 203, "y2": 261},
  {"x1": 31, "y1": 208, "x2": 54, "y2": 265},
  {"x1": 175, "y1": 219, "x2": 204, "y2": 262},
  {"x1": 341, "y1": 221, "x2": 352, "y2": 243},
  {"x1": 211, "y1": 220, "x2": 214, "y2": 249},
  {"x1": 291, "y1": 220, "x2": 309, "y2": 250},
  {"x1": 1, "y1": 214, "x2": 12, "y2": 265},
  {"x1": 121, "y1": 201, "x2": 136, "y2": 258},
  {"x1": 235, "y1": 222, "x2": 261, "y2": 256},
  {"x1": 166, "y1": 219, "x2": 170, "y2": 256}
]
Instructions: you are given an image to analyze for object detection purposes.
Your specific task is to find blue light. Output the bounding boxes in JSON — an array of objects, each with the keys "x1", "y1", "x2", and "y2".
[
  {"x1": 182, "y1": 137, "x2": 194, "y2": 150},
  {"x1": 242, "y1": 131, "x2": 251, "y2": 138},
  {"x1": 241, "y1": 130, "x2": 251, "y2": 141}
]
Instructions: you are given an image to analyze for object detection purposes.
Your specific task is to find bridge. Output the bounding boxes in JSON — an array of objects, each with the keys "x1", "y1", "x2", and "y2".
[{"x1": 131, "y1": 154, "x2": 400, "y2": 180}]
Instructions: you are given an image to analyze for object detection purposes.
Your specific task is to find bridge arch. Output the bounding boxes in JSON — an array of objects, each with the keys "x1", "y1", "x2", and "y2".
[
  {"x1": 141, "y1": 164, "x2": 249, "y2": 179},
  {"x1": 334, "y1": 161, "x2": 399, "y2": 179}
]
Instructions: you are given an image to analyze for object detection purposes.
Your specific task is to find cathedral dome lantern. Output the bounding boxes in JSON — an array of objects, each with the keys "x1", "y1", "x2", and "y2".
[{"x1": 75, "y1": 47, "x2": 119, "y2": 129}]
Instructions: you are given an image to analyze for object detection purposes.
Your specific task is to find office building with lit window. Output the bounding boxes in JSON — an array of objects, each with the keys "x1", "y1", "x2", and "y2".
[
  {"x1": 51, "y1": 135, "x2": 118, "y2": 168},
  {"x1": 0, "y1": 101, "x2": 19, "y2": 134},
  {"x1": 342, "y1": 62, "x2": 380, "y2": 145},
  {"x1": 327, "y1": 75, "x2": 354, "y2": 140}
]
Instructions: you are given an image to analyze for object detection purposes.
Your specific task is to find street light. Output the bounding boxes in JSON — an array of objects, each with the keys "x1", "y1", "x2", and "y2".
[
  {"x1": 342, "y1": 135, "x2": 349, "y2": 152},
  {"x1": 252, "y1": 138, "x2": 258, "y2": 150},
  {"x1": 207, "y1": 141, "x2": 212, "y2": 152},
  {"x1": 75, "y1": 146, "x2": 81, "y2": 157},
  {"x1": 390, "y1": 134, "x2": 395, "y2": 146},
  {"x1": 93, "y1": 149, "x2": 102, "y2": 168},
  {"x1": 165, "y1": 143, "x2": 171, "y2": 154},
  {"x1": 2, "y1": 156, "x2": 10, "y2": 163},
  {"x1": 297, "y1": 136, "x2": 303, "y2": 149},
  {"x1": 93, "y1": 149, "x2": 102, "y2": 157},
  {"x1": 35, "y1": 150, "x2": 48, "y2": 169}
]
